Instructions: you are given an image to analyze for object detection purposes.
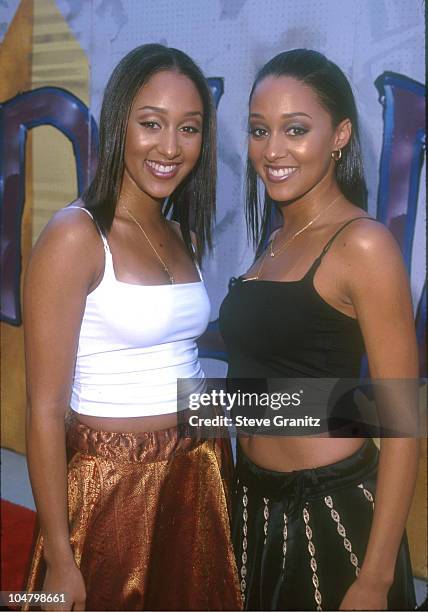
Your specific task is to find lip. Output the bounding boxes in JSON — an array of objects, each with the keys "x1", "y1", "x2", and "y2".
[
  {"x1": 145, "y1": 159, "x2": 182, "y2": 179},
  {"x1": 264, "y1": 165, "x2": 298, "y2": 183}
]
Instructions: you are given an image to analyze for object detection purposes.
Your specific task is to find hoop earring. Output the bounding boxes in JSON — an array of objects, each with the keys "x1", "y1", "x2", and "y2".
[{"x1": 331, "y1": 149, "x2": 342, "y2": 161}]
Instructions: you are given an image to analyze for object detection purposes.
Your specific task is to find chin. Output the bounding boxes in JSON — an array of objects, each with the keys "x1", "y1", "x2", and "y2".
[
  {"x1": 266, "y1": 186, "x2": 299, "y2": 203},
  {"x1": 266, "y1": 178, "x2": 319, "y2": 203},
  {"x1": 141, "y1": 182, "x2": 179, "y2": 201}
]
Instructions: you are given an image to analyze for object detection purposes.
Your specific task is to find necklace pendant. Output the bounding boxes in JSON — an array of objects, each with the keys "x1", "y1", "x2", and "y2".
[{"x1": 270, "y1": 252, "x2": 275, "y2": 258}]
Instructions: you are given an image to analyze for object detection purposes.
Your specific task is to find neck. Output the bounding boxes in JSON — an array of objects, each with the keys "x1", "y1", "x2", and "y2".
[
  {"x1": 117, "y1": 186, "x2": 165, "y2": 226},
  {"x1": 278, "y1": 171, "x2": 342, "y2": 233}
]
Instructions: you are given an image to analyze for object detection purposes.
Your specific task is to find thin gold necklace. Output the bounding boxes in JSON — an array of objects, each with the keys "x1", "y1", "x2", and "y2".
[
  {"x1": 122, "y1": 205, "x2": 174, "y2": 284},
  {"x1": 246, "y1": 194, "x2": 342, "y2": 281}
]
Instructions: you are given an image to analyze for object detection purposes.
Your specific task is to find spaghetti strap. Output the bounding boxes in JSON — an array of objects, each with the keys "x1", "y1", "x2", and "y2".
[
  {"x1": 68, "y1": 205, "x2": 94, "y2": 220},
  {"x1": 305, "y1": 217, "x2": 377, "y2": 278},
  {"x1": 319, "y1": 216, "x2": 377, "y2": 259},
  {"x1": 170, "y1": 220, "x2": 203, "y2": 281},
  {"x1": 66, "y1": 205, "x2": 110, "y2": 254},
  {"x1": 191, "y1": 243, "x2": 203, "y2": 281}
]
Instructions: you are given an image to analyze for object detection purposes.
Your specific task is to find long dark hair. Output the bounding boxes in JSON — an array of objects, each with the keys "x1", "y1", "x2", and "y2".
[
  {"x1": 246, "y1": 49, "x2": 368, "y2": 250},
  {"x1": 83, "y1": 43, "x2": 216, "y2": 261}
]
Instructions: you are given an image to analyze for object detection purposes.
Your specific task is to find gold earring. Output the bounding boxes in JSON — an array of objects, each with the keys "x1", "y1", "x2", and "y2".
[{"x1": 331, "y1": 149, "x2": 342, "y2": 161}]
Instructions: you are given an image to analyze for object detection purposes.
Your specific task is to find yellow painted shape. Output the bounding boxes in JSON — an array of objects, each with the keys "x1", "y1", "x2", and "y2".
[
  {"x1": 1, "y1": 0, "x2": 90, "y2": 454},
  {"x1": 0, "y1": 0, "x2": 34, "y2": 455},
  {"x1": 407, "y1": 438, "x2": 427, "y2": 578},
  {"x1": 31, "y1": 0, "x2": 90, "y2": 242},
  {"x1": 31, "y1": 125, "x2": 78, "y2": 241}
]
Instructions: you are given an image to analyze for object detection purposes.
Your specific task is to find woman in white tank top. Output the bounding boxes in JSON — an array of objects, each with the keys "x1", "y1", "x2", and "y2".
[{"x1": 24, "y1": 44, "x2": 241, "y2": 611}]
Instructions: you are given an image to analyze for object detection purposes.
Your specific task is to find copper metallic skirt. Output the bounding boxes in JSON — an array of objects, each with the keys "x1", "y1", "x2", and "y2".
[{"x1": 25, "y1": 414, "x2": 242, "y2": 611}]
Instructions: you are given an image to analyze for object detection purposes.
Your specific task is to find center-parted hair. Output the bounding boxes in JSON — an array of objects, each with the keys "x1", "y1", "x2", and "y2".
[
  {"x1": 83, "y1": 43, "x2": 216, "y2": 261},
  {"x1": 246, "y1": 49, "x2": 368, "y2": 251}
]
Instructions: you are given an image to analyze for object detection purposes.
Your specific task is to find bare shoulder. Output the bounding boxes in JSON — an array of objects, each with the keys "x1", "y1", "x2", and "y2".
[
  {"x1": 334, "y1": 217, "x2": 409, "y2": 297},
  {"x1": 27, "y1": 202, "x2": 104, "y2": 284},
  {"x1": 33, "y1": 203, "x2": 102, "y2": 257},
  {"x1": 336, "y1": 217, "x2": 403, "y2": 267}
]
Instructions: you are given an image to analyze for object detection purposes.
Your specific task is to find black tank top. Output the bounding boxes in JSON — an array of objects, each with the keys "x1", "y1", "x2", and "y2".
[{"x1": 219, "y1": 218, "x2": 373, "y2": 379}]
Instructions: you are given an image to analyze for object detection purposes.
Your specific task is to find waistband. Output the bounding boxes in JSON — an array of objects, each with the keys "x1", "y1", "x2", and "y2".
[
  {"x1": 236, "y1": 440, "x2": 378, "y2": 502},
  {"x1": 66, "y1": 412, "x2": 201, "y2": 463}
]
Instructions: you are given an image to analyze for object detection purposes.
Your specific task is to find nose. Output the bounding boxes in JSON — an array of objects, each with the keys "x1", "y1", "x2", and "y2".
[
  {"x1": 263, "y1": 132, "x2": 287, "y2": 163},
  {"x1": 158, "y1": 127, "x2": 181, "y2": 160}
]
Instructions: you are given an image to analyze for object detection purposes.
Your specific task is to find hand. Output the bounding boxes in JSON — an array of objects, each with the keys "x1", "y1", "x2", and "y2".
[
  {"x1": 339, "y1": 577, "x2": 388, "y2": 610},
  {"x1": 42, "y1": 561, "x2": 86, "y2": 611}
]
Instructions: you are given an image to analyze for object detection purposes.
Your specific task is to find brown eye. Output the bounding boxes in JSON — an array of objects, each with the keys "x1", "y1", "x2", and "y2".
[
  {"x1": 180, "y1": 126, "x2": 201, "y2": 134},
  {"x1": 139, "y1": 121, "x2": 161, "y2": 129},
  {"x1": 249, "y1": 127, "x2": 268, "y2": 138},
  {"x1": 286, "y1": 126, "x2": 308, "y2": 137}
]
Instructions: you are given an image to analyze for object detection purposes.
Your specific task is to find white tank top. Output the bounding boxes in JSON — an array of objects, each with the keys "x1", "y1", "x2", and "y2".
[{"x1": 68, "y1": 207, "x2": 210, "y2": 417}]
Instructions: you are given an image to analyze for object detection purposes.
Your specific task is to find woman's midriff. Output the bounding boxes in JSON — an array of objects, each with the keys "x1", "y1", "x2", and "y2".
[
  {"x1": 239, "y1": 436, "x2": 366, "y2": 472},
  {"x1": 73, "y1": 411, "x2": 179, "y2": 433}
]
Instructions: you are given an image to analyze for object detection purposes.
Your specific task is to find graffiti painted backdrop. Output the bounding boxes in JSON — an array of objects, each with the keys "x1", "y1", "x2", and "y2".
[{"x1": 0, "y1": 0, "x2": 426, "y2": 574}]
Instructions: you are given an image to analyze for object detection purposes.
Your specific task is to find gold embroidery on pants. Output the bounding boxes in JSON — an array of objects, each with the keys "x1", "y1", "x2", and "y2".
[
  {"x1": 240, "y1": 485, "x2": 249, "y2": 602},
  {"x1": 358, "y1": 483, "x2": 375, "y2": 509},
  {"x1": 282, "y1": 513, "x2": 288, "y2": 570},
  {"x1": 303, "y1": 505, "x2": 322, "y2": 610},
  {"x1": 263, "y1": 497, "x2": 269, "y2": 545},
  {"x1": 324, "y1": 495, "x2": 360, "y2": 577}
]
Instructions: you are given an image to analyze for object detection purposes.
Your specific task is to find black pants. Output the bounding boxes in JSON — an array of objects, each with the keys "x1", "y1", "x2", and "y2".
[{"x1": 232, "y1": 440, "x2": 416, "y2": 611}]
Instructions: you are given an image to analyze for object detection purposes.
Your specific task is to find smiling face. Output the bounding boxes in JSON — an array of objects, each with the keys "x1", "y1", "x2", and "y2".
[
  {"x1": 121, "y1": 69, "x2": 204, "y2": 203},
  {"x1": 248, "y1": 75, "x2": 349, "y2": 203}
]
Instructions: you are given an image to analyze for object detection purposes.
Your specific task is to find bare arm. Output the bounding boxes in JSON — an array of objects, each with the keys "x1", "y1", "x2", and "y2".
[
  {"x1": 24, "y1": 208, "x2": 102, "y2": 609},
  {"x1": 339, "y1": 221, "x2": 419, "y2": 610}
]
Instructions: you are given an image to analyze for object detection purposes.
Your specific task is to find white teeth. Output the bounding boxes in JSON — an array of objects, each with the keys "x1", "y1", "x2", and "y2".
[
  {"x1": 146, "y1": 160, "x2": 177, "y2": 173},
  {"x1": 267, "y1": 167, "x2": 297, "y2": 178}
]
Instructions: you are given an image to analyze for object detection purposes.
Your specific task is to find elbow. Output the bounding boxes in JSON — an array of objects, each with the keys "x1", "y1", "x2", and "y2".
[
  {"x1": 26, "y1": 403, "x2": 68, "y2": 452},
  {"x1": 26, "y1": 396, "x2": 70, "y2": 428}
]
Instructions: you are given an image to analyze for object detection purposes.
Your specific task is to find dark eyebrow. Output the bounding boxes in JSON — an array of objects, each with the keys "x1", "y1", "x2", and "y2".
[
  {"x1": 137, "y1": 105, "x2": 202, "y2": 118},
  {"x1": 249, "y1": 111, "x2": 312, "y2": 119}
]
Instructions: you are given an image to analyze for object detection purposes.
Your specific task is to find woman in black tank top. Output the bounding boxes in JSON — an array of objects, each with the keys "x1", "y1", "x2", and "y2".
[{"x1": 219, "y1": 50, "x2": 418, "y2": 610}]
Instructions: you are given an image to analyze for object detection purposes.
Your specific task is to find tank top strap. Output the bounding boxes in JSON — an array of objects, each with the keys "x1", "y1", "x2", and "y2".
[
  {"x1": 304, "y1": 217, "x2": 376, "y2": 279},
  {"x1": 170, "y1": 220, "x2": 203, "y2": 281},
  {"x1": 320, "y1": 216, "x2": 375, "y2": 258},
  {"x1": 67, "y1": 205, "x2": 111, "y2": 254},
  {"x1": 191, "y1": 243, "x2": 203, "y2": 281}
]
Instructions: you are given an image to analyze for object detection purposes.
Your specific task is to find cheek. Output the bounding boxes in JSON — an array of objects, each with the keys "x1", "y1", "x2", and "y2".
[
  {"x1": 124, "y1": 134, "x2": 140, "y2": 166},
  {"x1": 299, "y1": 130, "x2": 333, "y2": 160},
  {"x1": 248, "y1": 140, "x2": 263, "y2": 166},
  {"x1": 294, "y1": 140, "x2": 320, "y2": 162},
  {"x1": 125, "y1": 132, "x2": 151, "y2": 157},
  {"x1": 124, "y1": 124, "x2": 158, "y2": 163},
  {"x1": 183, "y1": 136, "x2": 202, "y2": 165}
]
